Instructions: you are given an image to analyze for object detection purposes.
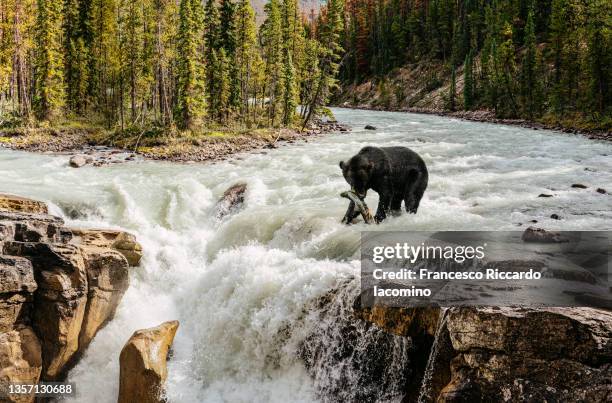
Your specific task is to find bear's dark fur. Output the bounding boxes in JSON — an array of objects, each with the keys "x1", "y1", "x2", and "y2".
[{"x1": 340, "y1": 146, "x2": 428, "y2": 223}]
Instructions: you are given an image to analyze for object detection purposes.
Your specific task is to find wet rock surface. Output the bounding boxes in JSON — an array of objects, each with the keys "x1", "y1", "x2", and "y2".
[
  {"x1": 352, "y1": 303, "x2": 612, "y2": 403},
  {"x1": 0, "y1": 194, "x2": 48, "y2": 215},
  {"x1": 118, "y1": 321, "x2": 179, "y2": 403},
  {"x1": 69, "y1": 147, "x2": 141, "y2": 168},
  {"x1": 215, "y1": 183, "x2": 247, "y2": 220},
  {"x1": 0, "y1": 194, "x2": 137, "y2": 391},
  {"x1": 521, "y1": 226, "x2": 569, "y2": 243},
  {"x1": 71, "y1": 229, "x2": 142, "y2": 267}
]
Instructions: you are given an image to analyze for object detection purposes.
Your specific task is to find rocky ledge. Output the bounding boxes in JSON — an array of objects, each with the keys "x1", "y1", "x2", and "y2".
[
  {"x1": 354, "y1": 302, "x2": 612, "y2": 402},
  {"x1": 0, "y1": 193, "x2": 142, "y2": 402}
]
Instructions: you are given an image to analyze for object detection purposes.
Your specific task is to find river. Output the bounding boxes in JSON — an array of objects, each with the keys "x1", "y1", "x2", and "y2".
[{"x1": 1, "y1": 108, "x2": 611, "y2": 402}]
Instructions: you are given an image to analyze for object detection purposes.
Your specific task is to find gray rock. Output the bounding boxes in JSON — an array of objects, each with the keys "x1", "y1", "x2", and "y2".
[
  {"x1": 69, "y1": 155, "x2": 89, "y2": 168},
  {"x1": 522, "y1": 226, "x2": 568, "y2": 243}
]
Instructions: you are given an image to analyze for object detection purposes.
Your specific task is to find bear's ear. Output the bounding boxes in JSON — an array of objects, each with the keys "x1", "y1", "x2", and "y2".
[{"x1": 339, "y1": 161, "x2": 345, "y2": 170}]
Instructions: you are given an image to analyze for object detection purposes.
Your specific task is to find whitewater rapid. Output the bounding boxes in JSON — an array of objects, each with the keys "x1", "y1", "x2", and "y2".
[{"x1": 0, "y1": 108, "x2": 611, "y2": 402}]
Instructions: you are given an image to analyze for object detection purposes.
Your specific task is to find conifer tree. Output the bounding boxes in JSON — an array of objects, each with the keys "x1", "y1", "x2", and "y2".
[
  {"x1": 302, "y1": 0, "x2": 344, "y2": 128},
  {"x1": 219, "y1": 0, "x2": 239, "y2": 111},
  {"x1": 235, "y1": 0, "x2": 260, "y2": 124},
  {"x1": 449, "y1": 65, "x2": 456, "y2": 111},
  {"x1": 261, "y1": 0, "x2": 283, "y2": 125},
  {"x1": 34, "y1": 0, "x2": 65, "y2": 120},
  {"x1": 204, "y1": 0, "x2": 220, "y2": 110},
  {"x1": 212, "y1": 48, "x2": 230, "y2": 122},
  {"x1": 586, "y1": 2, "x2": 610, "y2": 115},
  {"x1": 63, "y1": 0, "x2": 88, "y2": 114},
  {"x1": 175, "y1": 0, "x2": 206, "y2": 129},
  {"x1": 463, "y1": 50, "x2": 474, "y2": 110},
  {"x1": 520, "y1": 10, "x2": 539, "y2": 118}
]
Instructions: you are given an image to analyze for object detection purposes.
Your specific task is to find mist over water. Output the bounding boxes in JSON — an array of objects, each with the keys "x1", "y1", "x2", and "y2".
[{"x1": 0, "y1": 108, "x2": 611, "y2": 402}]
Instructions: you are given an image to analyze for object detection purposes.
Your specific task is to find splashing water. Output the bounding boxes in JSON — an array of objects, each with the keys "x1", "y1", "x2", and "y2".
[{"x1": 0, "y1": 108, "x2": 611, "y2": 402}]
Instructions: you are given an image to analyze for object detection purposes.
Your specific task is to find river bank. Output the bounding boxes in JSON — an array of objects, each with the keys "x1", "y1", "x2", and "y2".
[
  {"x1": 0, "y1": 120, "x2": 349, "y2": 165},
  {"x1": 336, "y1": 103, "x2": 612, "y2": 141}
]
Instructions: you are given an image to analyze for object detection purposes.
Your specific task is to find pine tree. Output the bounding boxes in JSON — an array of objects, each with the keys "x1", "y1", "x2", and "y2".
[
  {"x1": 463, "y1": 50, "x2": 474, "y2": 110},
  {"x1": 204, "y1": 0, "x2": 220, "y2": 112},
  {"x1": 549, "y1": 0, "x2": 568, "y2": 115},
  {"x1": 586, "y1": 1, "x2": 611, "y2": 115},
  {"x1": 281, "y1": 48, "x2": 298, "y2": 125},
  {"x1": 235, "y1": 0, "x2": 260, "y2": 124},
  {"x1": 89, "y1": 0, "x2": 121, "y2": 125},
  {"x1": 519, "y1": 10, "x2": 539, "y2": 119},
  {"x1": 261, "y1": 0, "x2": 283, "y2": 125},
  {"x1": 34, "y1": 0, "x2": 65, "y2": 120},
  {"x1": 63, "y1": 0, "x2": 87, "y2": 114},
  {"x1": 448, "y1": 65, "x2": 456, "y2": 111},
  {"x1": 219, "y1": 0, "x2": 239, "y2": 111},
  {"x1": 175, "y1": 0, "x2": 206, "y2": 129},
  {"x1": 213, "y1": 48, "x2": 230, "y2": 122},
  {"x1": 279, "y1": 0, "x2": 300, "y2": 125},
  {"x1": 302, "y1": 0, "x2": 344, "y2": 128},
  {"x1": 498, "y1": 22, "x2": 518, "y2": 117}
]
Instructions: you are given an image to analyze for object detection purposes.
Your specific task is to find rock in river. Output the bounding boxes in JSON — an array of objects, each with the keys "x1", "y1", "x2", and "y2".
[
  {"x1": 118, "y1": 321, "x2": 179, "y2": 403},
  {"x1": 69, "y1": 155, "x2": 92, "y2": 168},
  {"x1": 521, "y1": 226, "x2": 568, "y2": 243},
  {"x1": 215, "y1": 182, "x2": 247, "y2": 219}
]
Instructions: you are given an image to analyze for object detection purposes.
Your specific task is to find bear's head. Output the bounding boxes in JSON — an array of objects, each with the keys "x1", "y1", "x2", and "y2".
[{"x1": 339, "y1": 154, "x2": 373, "y2": 198}]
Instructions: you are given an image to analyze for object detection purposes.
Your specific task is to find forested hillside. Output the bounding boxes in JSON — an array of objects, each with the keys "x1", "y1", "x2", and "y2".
[
  {"x1": 336, "y1": 0, "x2": 611, "y2": 132},
  {"x1": 0, "y1": 0, "x2": 343, "y2": 135}
]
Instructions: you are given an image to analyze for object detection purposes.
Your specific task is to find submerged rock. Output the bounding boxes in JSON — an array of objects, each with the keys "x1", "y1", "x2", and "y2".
[
  {"x1": 364, "y1": 125, "x2": 377, "y2": 130},
  {"x1": 571, "y1": 183, "x2": 588, "y2": 189},
  {"x1": 521, "y1": 226, "x2": 568, "y2": 243},
  {"x1": 596, "y1": 188, "x2": 607, "y2": 194},
  {"x1": 69, "y1": 155, "x2": 91, "y2": 168},
  {"x1": 118, "y1": 320, "x2": 179, "y2": 403},
  {"x1": 215, "y1": 182, "x2": 247, "y2": 219}
]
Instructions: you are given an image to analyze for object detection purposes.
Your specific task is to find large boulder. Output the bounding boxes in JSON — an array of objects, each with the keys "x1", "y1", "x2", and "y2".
[
  {"x1": 0, "y1": 194, "x2": 48, "y2": 215},
  {"x1": 0, "y1": 327, "x2": 42, "y2": 403},
  {"x1": 71, "y1": 229, "x2": 142, "y2": 267},
  {"x1": 438, "y1": 307, "x2": 612, "y2": 402},
  {"x1": 215, "y1": 183, "x2": 247, "y2": 219},
  {"x1": 118, "y1": 321, "x2": 179, "y2": 403},
  {"x1": 355, "y1": 303, "x2": 612, "y2": 402}
]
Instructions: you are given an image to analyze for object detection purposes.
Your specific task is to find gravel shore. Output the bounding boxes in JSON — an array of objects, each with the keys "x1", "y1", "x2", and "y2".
[{"x1": 0, "y1": 121, "x2": 350, "y2": 166}]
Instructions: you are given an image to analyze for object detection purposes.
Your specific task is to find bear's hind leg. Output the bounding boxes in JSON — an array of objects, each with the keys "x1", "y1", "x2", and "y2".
[
  {"x1": 390, "y1": 193, "x2": 403, "y2": 216},
  {"x1": 404, "y1": 170, "x2": 428, "y2": 214}
]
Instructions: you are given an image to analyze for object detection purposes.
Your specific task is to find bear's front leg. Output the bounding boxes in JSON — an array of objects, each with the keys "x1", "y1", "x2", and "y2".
[{"x1": 375, "y1": 191, "x2": 391, "y2": 223}]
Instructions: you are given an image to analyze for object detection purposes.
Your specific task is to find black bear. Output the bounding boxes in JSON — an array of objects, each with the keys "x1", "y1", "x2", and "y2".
[{"x1": 339, "y1": 146, "x2": 428, "y2": 223}]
